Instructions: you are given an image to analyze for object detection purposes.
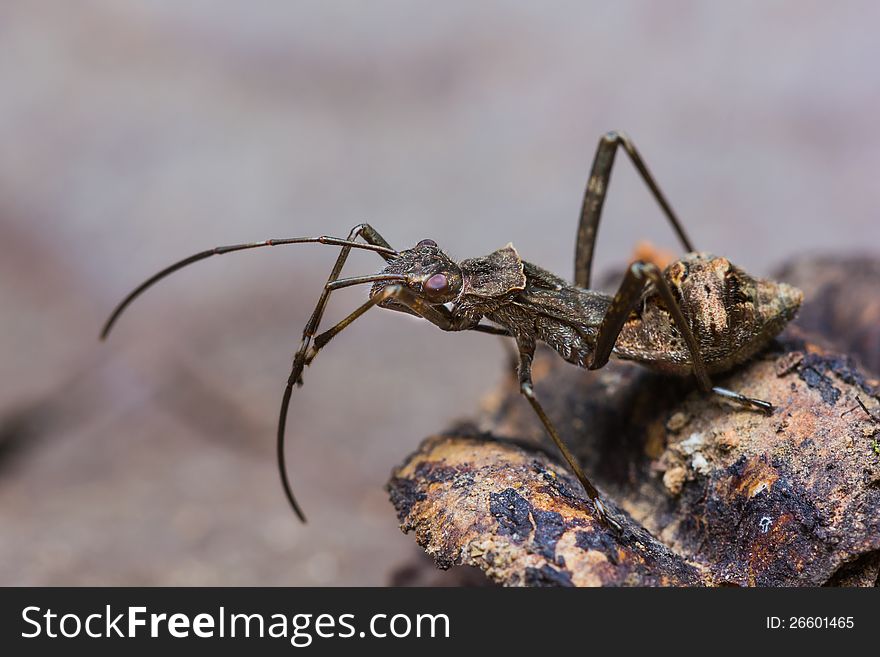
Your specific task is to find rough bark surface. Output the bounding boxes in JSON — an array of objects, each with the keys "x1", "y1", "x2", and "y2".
[
  {"x1": 775, "y1": 255, "x2": 880, "y2": 374},
  {"x1": 389, "y1": 434, "x2": 705, "y2": 586},
  {"x1": 387, "y1": 257, "x2": 880, "y2": 586}
]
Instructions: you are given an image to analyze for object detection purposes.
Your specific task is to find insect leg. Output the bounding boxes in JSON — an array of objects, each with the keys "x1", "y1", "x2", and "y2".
[
  {"x1": 589, "y1": 261, "x2": 773, "y2": 414},
  {"x1": 471, "y1": 324, "x2": 514, "y2": 337},
  {"x1": 278, "y1": 281, "x2": 406, "y2": 522},
  {"x1": 516, "y1": 338, "x2": 620, "y2": 531},
  {"x1": 291, "y1": 223, "x2": 396, "y2": 386},
  {"x1": 632, "y1": 263, "x2": 772, "y2": 413},
  {"x1": 574, "y1": 131, "x2": 695, "y2": 289},
  {"x1": 381, "y1": 303, "x2": 513, "y2": 338},
  {"x1": 301, "y1": 286, "x2": 514, "y2": 371},
  {"x1": 279, "y1": 283, "x2": 499, "y2": 523},
  {"x1": 276, "y1": 224, "x2": 396, "y2": 521},
  {"x1": 305, "y1": 289, "x2": 501, "y2": 367}
]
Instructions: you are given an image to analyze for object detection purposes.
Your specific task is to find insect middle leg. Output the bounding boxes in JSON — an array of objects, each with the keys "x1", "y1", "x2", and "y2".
[
  {"x1": 278, "y1": 282, "x2": 509, "y2": 521},
  {"x1": 300, "y1": 293, "x2": 616, "y2": 528},
  {"x1": 589, "y1": 261, "x2": 773, "y2": 414},
  {"x1": 514, "y1": 338, "x2": 620, "y2": 530},
  {"x1": 574, "y1": 131, "x2": 695, "y2": 289}
]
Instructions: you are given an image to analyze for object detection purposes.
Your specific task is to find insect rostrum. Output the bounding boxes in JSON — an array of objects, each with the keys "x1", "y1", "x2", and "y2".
[{"x1": 101, "y1": 131, "x2": 802, "y2": 533}]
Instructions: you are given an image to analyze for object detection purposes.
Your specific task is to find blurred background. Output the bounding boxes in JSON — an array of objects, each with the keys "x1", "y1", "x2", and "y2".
[{"x1": 1, "y1": 0, "x2": 878, "y2": 585}]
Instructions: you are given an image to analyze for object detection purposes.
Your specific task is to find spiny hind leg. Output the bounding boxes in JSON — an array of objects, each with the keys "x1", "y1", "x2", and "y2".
[
  {"x1": 590, "y1": 260, "x2": 773, "y2": 414},
  {"x1": 574, "y1": 131, "x2": 695, "y2": 289}
]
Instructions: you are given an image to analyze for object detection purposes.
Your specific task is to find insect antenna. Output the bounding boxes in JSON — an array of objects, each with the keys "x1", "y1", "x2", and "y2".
[
  {"x1": 326, "y1": 273, "x2": 408, "y2": 291},
  {"x1": 100, "y1": 236, "x2": 399, "y2": 339}
]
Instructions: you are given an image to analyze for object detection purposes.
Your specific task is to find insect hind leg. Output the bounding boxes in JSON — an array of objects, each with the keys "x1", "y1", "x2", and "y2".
[
  {"x1": 591, "y1": 260, "x2": 774, "y2": 415},
  {"x1": 574, "y1": 131, "x2": 695, "y2": 289},
  {"x1": 711, "y1": 386, "x2": 773, "y2": 415}
]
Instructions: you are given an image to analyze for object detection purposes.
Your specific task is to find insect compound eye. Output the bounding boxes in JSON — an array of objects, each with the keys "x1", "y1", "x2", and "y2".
[
  {"x1": 424, "y1": 273, "x2": 449, "y2": 296},
  {"x1": 416, "y1": 239, "x2": 438, "y2": 249}
]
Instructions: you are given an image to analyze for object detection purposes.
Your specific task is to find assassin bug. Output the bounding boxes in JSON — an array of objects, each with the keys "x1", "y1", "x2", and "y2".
[{"x1": 101, "y1": 132, "x2": 803, "y2": 531}]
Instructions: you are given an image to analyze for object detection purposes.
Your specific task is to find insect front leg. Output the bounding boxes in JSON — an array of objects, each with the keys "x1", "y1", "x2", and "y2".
[
  {"x1": 303, "y1": 289, "x2": 466, "y2": 365},
  {"x1": 278, "y1": 223, "x2": 395, "y2": 521},
  {"x1": 515, "y1": 338, "x2": 620, "y2": 532},
  {"x1": 304, "y1": 290, "x2": 513, "y2": 369},
  {"x1": 574, "y1": 131, "x2": 695, "y2": 289},
  {"x1": 589, "y1": 261, "x2": 773, "y2": 414},
  {"x1": 277, "y1": 283, "x2": 503, "y2": 523},
  {"x1": 289, "y1": 223, "x2": 395, "y2": 387}
]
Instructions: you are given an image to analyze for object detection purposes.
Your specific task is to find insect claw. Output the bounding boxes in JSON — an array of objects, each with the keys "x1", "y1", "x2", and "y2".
[
  {"x1": 744, "y1": 394, "x2": 774, "y2": 414},
  {"x1": 712, "y1": 386, "x2": 774, "y2": 415},
  {"x1": 755, "y1": 400, "x2": 774, "y2": 415},
  {"x1": 592, "y1": 497, "x2": 622, "y2": 534}
]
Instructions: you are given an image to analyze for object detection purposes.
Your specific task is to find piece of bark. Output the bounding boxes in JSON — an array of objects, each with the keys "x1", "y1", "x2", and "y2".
[
  {"x1": 775, "y1": 255, "x2": 880, "y2": 375},
  {"x1": 387, "y1": 256, "x2": 880, "y2": 587},
  {"x1": 389, "y1": 434, "x2": 705, "y2": 586}
]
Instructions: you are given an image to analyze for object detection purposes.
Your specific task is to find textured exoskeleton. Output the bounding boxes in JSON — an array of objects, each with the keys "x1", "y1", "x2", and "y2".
[{"x1": 102, "y1": 131, "x2": 803, "y2": 531}]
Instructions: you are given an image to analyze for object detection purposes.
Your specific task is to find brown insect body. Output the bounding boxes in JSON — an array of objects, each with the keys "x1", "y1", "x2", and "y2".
[
  {"x1": 373, "y1": 244, "x2": 803, "y2": 378},
  {"x1": 102, "y1": 131, "x2": 806, "y2": 531},
  {"x1": 614, "y1": 252, "x2": 803, "y2": 376}
]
